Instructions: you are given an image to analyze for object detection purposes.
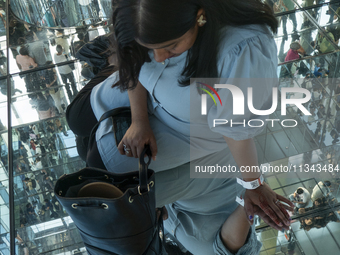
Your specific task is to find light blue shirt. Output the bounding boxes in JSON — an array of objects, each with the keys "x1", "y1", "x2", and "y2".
[
  {"x1": 91, "y1": 24, "x2": 278, "y2": 173},
  {"x1": 90, "y1": 23, "x2": 277, "y2": 255}
]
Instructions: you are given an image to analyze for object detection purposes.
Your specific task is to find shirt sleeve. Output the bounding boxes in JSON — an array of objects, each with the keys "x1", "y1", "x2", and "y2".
[{"x1": 207, "y1": 33, "x2": 278, "y2": 140}]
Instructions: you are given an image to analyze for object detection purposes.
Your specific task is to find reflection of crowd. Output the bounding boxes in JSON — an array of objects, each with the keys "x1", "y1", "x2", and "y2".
[
  {"x1": 6, "y1": 16, "x2": 114, "y2": 112},
  {"x1": 288, "y1": 181, "x2": 339, "y2": 231},
  {"x1": 0, "y1": 15, "x2": 116, "y2": 253},
  {"x1": 10, "y1": 117, "x2": 76, "y2": 251},
  {"x1": 272, "y1": 0, "x2": 297, "y2": 40},
  {"x1": 279, "y1": 34, "x2": 340, "y2": 146},
  {"x1": 11, "y1": 24, "x2": 75, "y2": 119},
  {"x1": 289, "y1": 187, "x2": 311, "y2": 209},
  {"x1": 9, "y1": 16, "x2": 81, "y2": 114},
  {"x1": 12, "y1": 119, "x2": 73, "y2": 233},
  {"x1": 298, "y1": 198, "x2": 339, "y2": 231},
  {"x1": 54, "y1": 45, "x2": 78, "y2": 101}
]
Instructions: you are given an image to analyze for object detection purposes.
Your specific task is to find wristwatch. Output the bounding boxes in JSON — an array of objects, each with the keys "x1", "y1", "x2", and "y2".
[{"x1": 237, "y1": 174, "x2": 264, "y2": 190}]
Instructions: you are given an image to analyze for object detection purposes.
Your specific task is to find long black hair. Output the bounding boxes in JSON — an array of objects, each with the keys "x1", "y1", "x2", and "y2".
[{"x1": 112, "y1": 0, "x2": 278, "y2": 90}]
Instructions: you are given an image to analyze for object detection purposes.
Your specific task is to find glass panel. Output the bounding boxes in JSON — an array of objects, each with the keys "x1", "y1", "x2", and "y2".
[
  {"x1": 10, "y1": 0, "x2": 112, "y2": 27},
  {"x1": 8, "y1": 14, "x2": 89, "y2": 252},
  {"x1": 0, "y1": 1, "x2": 10, "y2": 254},
  {"x1": 257, "y1": 176, "x2": 340, "y2": 254},
  {"x1": 268, "y1": 0, "x2": 333, "y2": 16}
]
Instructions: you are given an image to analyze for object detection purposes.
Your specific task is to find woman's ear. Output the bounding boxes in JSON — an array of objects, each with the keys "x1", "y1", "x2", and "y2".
[
  {"x1": 196, "y1": 8, "x2": 206, "y2": 27},
  {"x1": 196, "y1": 8, "x2": 206, "y2": 19}
]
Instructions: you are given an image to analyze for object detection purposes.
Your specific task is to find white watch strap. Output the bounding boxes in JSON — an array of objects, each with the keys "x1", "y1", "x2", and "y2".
[{"x1": 237, "y1": 174, "x2": 264, "y2": 190}]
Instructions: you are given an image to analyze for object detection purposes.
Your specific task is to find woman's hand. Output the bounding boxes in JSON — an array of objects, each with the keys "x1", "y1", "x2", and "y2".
[
  {"x1": 117, "y1": 120, "x2": 157, "y2": 160},
  {"x1": 243, "y1": 183, "x2": 295, "y2": 231}
]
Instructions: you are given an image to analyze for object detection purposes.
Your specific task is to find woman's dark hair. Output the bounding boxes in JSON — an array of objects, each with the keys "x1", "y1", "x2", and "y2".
[
  {"x1": 324, "y1": 181, "x2": 331, "y2": 187},
  {"x1": 112, "y1": 0, "x2": 278, "y2": 90},
  {"x1": 56, "y1": 44, "x2": 63, "y2": 53},
  {"x1": 296, "y1": 188, "x2": 304, "y2": 194},
  {"x1": 19, "y1": 46, "x2": 29, "y2": 56}
]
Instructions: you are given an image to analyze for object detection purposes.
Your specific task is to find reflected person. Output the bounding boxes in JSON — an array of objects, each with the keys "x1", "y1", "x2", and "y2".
[{"x1": 54, "y1": 45, "x2": 78, "y2": 101}]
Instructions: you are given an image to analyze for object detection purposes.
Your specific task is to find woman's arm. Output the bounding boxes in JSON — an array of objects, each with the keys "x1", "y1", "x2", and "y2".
[
  {"x1": 118, "y1": 82, "x2": 157, "y2": 160},
  {"x1": 128, "y1": 81, "x2": 149, "y2": 126},
  {"x1": 223, "y1": 136, "x2": 294, "y2": 230},
  {"x1": 223, "y1": 136, "x2": 260, "y2": 181}
]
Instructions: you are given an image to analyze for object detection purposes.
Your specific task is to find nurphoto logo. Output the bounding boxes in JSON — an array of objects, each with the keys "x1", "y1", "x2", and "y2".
[{"x1": 199, "y1": 83, "x2": 312, "y2": 128}]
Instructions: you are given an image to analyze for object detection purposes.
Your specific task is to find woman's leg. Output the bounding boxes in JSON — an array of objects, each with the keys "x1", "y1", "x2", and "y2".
[{"x1": 220, "y1": 205, "x2": 250, "y2": 254}]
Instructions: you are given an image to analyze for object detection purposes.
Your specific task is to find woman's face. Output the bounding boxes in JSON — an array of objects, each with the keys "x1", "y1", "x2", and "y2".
[{"x1": 137, "y1": 26, "x2": 199, "y2": 63}]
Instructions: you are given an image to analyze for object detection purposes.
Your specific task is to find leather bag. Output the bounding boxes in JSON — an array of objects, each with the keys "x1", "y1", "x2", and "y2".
[{"x1": 54, "y1": 146, "x2": 166, "y2": 254}]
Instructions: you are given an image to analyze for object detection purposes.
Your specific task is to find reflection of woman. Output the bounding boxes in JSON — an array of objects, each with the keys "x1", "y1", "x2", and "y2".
[
  {"x1": 68, "y1": 0, "x2": 294, "y2": 254},
  {"x1": 32, "y1": 93, "x2": 56, "y2": 120},
  {"x1": 16, "y1": 46, "x2": 37, "y2": 71},
  {"x1": 16, "y1": 46, "x2": 38, "y2": 95},
  {"x1": 41, "y1": 61, "x2": 67, "y2": 115}
]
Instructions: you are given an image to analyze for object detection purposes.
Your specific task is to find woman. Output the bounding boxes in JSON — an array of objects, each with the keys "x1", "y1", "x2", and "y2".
[
  {"x1": 31, "y1": 92, "x2": 56, "y2": 120},
  {"x1": 40, "y1": 61, "x2": 67, "y2": 115},
  {"x1": 16, "y1": 46, "x2": 39, "y2": 96},
  {"x1": 16, "y1": 46, "x2": 37, "y2": 71},
  {"x1": 67, "y1": 0, "x2": 294, "y2": 254}
]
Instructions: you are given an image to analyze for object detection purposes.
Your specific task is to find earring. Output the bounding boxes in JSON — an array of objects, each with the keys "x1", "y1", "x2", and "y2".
[{"x1": 197, "y1": 15, "x2": 206, "y2": 26}]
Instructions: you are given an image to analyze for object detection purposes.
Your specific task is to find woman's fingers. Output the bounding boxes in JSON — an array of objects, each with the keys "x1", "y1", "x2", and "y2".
[
  {"x1": 270, "y1": 200, "x2": 291, "y2": 226},
  {"x1": 276, "y1": 200, "x2": 292, "y2": 222},
  {"x1": 258, "y1": 202, "x2": 283, "y2": 227},
  {"x1": 149, "y1": 135, "x2": 158, "y2": 161},
  {"x1": 117, "y1": 141, "x2": 125, "y2": 155},
  {"x1": 276, "y1": 194, "x2": 295, "y2": 210},
  {"x1": 130, "y1": 145, "x2": 138, "y2": 158},
  {"x1": 120, "y1": 142, "x2": 151, "y2": 158},
  {"x1": 280, "y1": 203, "x2": 295, "y2": 213},
  {"x1": 253, "y1": 206, "x2": 287, "y2": 231},
  {"x1": 118, "y1": 140, "x2": 134, "y2": 157},
  {"x1": 156, "y1": 206, "x2": 168, "y2": 221}
]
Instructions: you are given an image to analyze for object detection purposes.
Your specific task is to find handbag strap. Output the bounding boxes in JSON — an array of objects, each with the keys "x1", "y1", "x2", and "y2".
[
  {"x1": 86, "y1": 107, "x2": 131, "y2": 166},
  {"x1": 139, "y1": 145, "x2": 152, "y2": 194},
  {"x1": 98, "y1": 107, "x2": 131, "y2": 123},
  {"x1": 88, "y1": 107, "x2": 152, "y2": 194}
]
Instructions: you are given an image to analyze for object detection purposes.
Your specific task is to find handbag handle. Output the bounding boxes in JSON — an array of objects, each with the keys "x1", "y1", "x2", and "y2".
[
  {"x1": 139, "y1": 145, "x2": 152, "y2": 194},
  {"x1": 87, "y1": 107, "x2": 131, "y2": 165},
  {"x1": 88, "y1": 107, "x2": 152, "y2": 194}
]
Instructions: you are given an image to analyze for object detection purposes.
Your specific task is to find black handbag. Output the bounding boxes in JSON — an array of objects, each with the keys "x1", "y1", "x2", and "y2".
[{"x1": 54, "y1": 146, "x2": 167, "y2": 255}]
